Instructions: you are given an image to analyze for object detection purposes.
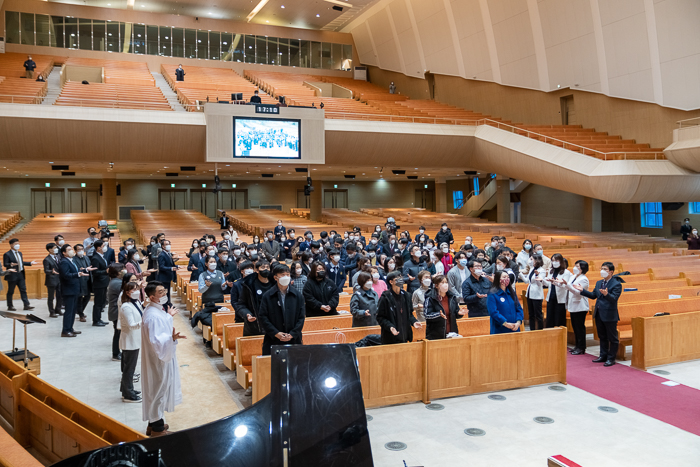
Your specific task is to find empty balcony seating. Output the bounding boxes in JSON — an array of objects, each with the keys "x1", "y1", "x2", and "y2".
[
  {"x1": 55, "y1": 81, "x2": 171, "y2": 111},
  {"x1": 63, "y1": 57, "x2": 156, "y2": 87},
  {"x1": 0, "y1": 52, "x2": 58, "y2": 79},
  {"x1": 317, "y1": 75, "x2": 408, "y2": 102},
  {"x1": 162, "y1": 64, "x2": 276, "y2": 110},
  {"x1": 0, "y1": 77, "x2": 48, "y2": 104}
]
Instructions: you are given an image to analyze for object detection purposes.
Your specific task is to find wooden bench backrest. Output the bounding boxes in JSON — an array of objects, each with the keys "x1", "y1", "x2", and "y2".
[
  {"x1": 618, "y1": 296, "x2": 700, "y2": 325},
  {"x1": 212, "y1": 312, "x2": 237, "y2": 336}
]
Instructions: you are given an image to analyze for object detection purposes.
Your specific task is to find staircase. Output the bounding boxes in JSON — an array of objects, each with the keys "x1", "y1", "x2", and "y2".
[
  {"x1": 151, "y1": 72, "x2": 186, "y2": 111},
  {"x1": 41, "y1": 66, "x2": 62, "y2": 105}
]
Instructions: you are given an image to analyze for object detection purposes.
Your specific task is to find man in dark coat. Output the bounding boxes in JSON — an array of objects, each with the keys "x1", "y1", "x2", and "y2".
[
  {"x1": 462, "y1": 260, "x2": 491, "y2": 317},
  {"x1": 258, "y1": 264, "x2": 305, "y2": 355},
  {"x1": 236, "y1": 260, "x2": 275, "y2": 336},
  {"x1": 157, "y1": 240, "x2": 179, "y2": 306},
  {"x1": 434, "y1": 223, "x2": 454, "y2": 246},
  {"x1": 58, "y1": 244, "x2": 88, "y2": 337},
  {"x1": 43, "y1": 242, "x2": 63, "y2": 318},
  {"x1": 576, "y1": 261, "x2": 623, "y2": 366},
  {"x1": 376, "y1": 271, "x2": 421, "y2": 345},
  {"x1": 90, "y1": 240, "x2": 110, "y2": 326},
  {"x1": 175, "y1": 64, "x2": 185, "y2": 82},
  {"x1": 3, "y1": 238, "x2": 36, "y2": 311}
]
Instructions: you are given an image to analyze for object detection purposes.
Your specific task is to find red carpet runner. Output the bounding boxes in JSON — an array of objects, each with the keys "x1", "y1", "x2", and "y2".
[{"x1": 566, "y1": 354, "x2": 700, "y2": 436}]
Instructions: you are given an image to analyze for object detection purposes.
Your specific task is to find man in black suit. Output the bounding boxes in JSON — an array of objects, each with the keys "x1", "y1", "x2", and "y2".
[
  {"x1": 575, "y1": 261, "x2": 623, "y2": 367},
  {"x1": 175, "y1": 64, "x2": 185, "y2": 82},
  {"x1": 3, "y1": 238, "x2": 36, "y2": 311},
  {"x1": 43, "y1": 242, "x2": 63, "y2": 318},
  {"x1": 258, "y1": 263, "x2": 305, "y2": 356},
  {"x1": 250, "y1": 90, "x2": 262, "y2": 104},
  {"x1": 59, "y1": 244, "x2": 89, "y2": 337},
  {"x1": 100, "y1": 234, "x2": 116, "y2": 264},
  {"x1": 73, "y1": 244, "x2": 94, "y2": 322},
  {"x1": 90, "y1": 240, "x2": 110, "y2": 326},
  {"x1": 219, "y1": 211, "x2": 230, "y2": 230},
  {"x1": 157, "y1": 239, "x2": 179, "y2": 306}
]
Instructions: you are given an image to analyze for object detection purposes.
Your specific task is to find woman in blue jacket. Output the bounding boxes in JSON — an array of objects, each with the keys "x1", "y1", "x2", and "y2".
[{"x1": 487, "y1": 271, "x2": 524, "y2": 334}]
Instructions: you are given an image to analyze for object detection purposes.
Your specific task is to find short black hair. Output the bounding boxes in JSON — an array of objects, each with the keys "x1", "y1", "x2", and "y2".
[
  {"x1": 145, "y1": 281, "x2": 163, "y2": 299},
  {"x1": 601, "y1": 261, "x2": 615, "y2": 272},
  {"x1": 386, "y1": 270, "x2": 402, "y2": 283},
  {"x1": 272, "y1": 263, "x2": 290, "y2": 276},
  {"x1": 309, "y1": 261, "x2": 327, "y2": 280},
  {"x1": 46, "y1": 242, "x2": 56, "y2": 251},
  {"x1": 467, "y1": 260, "x2": 482, "y2": 270},
  {"x1": 346, "y1": 244, "x2": 356, "y2": 253},
  {"x1": 54, "y1": 235, "x2": 64, "y2": 241},
  {"x1": 255, "y1": 259, "x2": 270, "y2": 270},
  {"x1": 454, "y1": 251, "x2": 466, "y2": 260},
  {"x1": 575, "y1": 260, "x2": 589, "y2": 275},
  {"x1": 329, "y1": 249, "x2": 340, "y2": 257},
  {"x1": 239, "y1": 260, "x2": 254, "y2": 271},
  {"x1": 94, "y1": 240, "x2": 104, "y2": 250},
  {"x1": 60, "y1": 244, "x2": 72, "y2": 254},
  {"x1": 108, "y1": 263, "x2": 124, "y2": 278},
  {"x1": 9, "y1": 238, "x2": 18, "y2": 245}
]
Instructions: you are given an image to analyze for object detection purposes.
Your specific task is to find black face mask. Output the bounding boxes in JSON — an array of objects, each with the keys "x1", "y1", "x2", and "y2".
[
  {"x1": 420, "y1": 255, "x2": 429, "y2": 263},
  {"x1": 317, "y1": 270, "x2": 326, "y2": 280},
  {"x1": 250, "y1": 253, "x2": 258, "y2": 261},
  {"x1": 89, "y1": 231, "x2": 96, "y2": 236},
  {"x1": 259, "y1": 269, "x2": 270, "y2": 278}
]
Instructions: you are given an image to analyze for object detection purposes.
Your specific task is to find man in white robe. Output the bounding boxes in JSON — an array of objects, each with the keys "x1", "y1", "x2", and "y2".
[{"x1": 141, "y1": 281, "x2": 186, "y2": 436}]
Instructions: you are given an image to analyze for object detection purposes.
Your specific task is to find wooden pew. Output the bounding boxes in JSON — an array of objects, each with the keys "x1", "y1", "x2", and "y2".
[
  {"x1": 252, "y1": 327, "x2": 567, "y2": 405},
  {"x1": 631, "y1": 310, "x2": 700, "y2": 370},
  {"x1": 0, "y1": 427, "x2": 42, "y2": 467}
]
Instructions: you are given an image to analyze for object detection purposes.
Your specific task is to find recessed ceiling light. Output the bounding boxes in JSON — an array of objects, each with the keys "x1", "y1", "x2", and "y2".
[
  {"x1": 316, "y1": 14, "x2": 320, "y2": 17},
  {"x1": 281, "y1": 5, "x2": 285, "y2": 7}
]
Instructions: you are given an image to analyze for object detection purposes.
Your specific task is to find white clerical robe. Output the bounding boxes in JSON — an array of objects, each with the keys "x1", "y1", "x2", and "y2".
[{"x1": 141, "y1": 304, "x2": 182, "y2": 422}]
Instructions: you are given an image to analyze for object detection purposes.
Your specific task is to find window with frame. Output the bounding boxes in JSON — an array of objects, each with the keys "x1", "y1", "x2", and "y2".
[
  {"x1": 453, "y1": 191, "x2": 464, "y2": 210},
  {"x1": 689, "y1": 202, "x2": 700, "y2": 214},
  {"x1": 640, "y1": 202, "x2": 663, "y2": 228}
]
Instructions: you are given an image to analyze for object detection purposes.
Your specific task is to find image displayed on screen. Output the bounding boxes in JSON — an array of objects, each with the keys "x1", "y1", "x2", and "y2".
[{"x1": 234, "y1": 118, "x2": 300, "y2": 159}]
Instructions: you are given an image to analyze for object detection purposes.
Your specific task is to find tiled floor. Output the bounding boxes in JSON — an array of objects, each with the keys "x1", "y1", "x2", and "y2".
[{"x1": 3, "y1": 297, "x2": 700, "y2": 465}]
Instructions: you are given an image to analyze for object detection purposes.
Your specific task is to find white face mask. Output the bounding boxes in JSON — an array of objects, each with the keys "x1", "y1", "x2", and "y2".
[
  {"x1": 442, "y1": 247, "x2": 449, "y2": 253},
  {"x1": 573, "y1": 266, "x2": 580, "y2": 275},
  {"x1": 126, "y1": 244, "x2": 134, "y2": 250},
  {"x1": 165, "y1": 245, "x2": 171, "y2": 251},
  {"x1": 13, "y1": 244, "x2": 20, "y2": 250},
  {"x1": 208, "y1": 250, "x2": 215, "y2": 256},
  {"x1": 371, "y1": 239, "x2": 378, "y2": 244},
  {"x1": 102, "y1": 246, "x2": 109, "y2": 253},
  {"x1": 551, "y1": 261, "x2": 560, "y2": 268},
  {"x1": 388, "y1": 263, "x2": 395, "y2": 271},
  {"x1": 158, "y1": 295, "x2": 168, "y2": 305},
  {"x1": 332, "y1": 255, "x2": 340, "y2": 262},
  {"x1": 77, "y1": 251, "x2": 84, "y2": 257},
  {"x1": 267, "y1": 235, "x2": 273, "y2": 241},
  {"x1": 491, "y1": 242, "x2": 498, "y2": 248},
  {"x1": 278, "y1": 275, "x2": 291, "y2": 286},
  {"x1": 295, "y1": 268, "x2": 302, "y2": 276},
  {"x1": 58, "y1": 240, "x2": 65, "y2": 246},
  {"x1": 439, "y1": 283, "x2": 449, "y2": 293},
  {"x1": 134, "y1": 254, "x2": 141, "y2": 262},
  {"x1": 208, "y1": 263, "x2": 217, "y2": 270},
  {"x1": 244, "y1": 268, "x2": 254, "y2": 276},
  {"x1": 281, "y1": 237, "x2": 286, "y2": 242},
  {"x1": 234, "y1": 249, "x2": 241, "y2": 256},
  {"x1": 466, "y1": 252, "x2": 472, "y2": 258},
  {"x1": 496, "y1": 264, "x2": 504, "y2": 271},
  {"x1": 52, "y1": 248, "x2": 59, "y2": 254},
  {"x1": 363, "y1": 281, "x2": 372, "y2": 290},
  {"x1": 103, "y1": 243, "x2": 109, "y2": 248},
  {"x1": 422, "y1": 278, "x2": 431, "y2": 287},
  {"x1": 535, "y1": 249, "x2": 543, "y2": 255},
  {"x1": 369, "y1": 252, "x2": 376, "y2": 257},
  {"x1": 221, "y1": 255, "x2": 229, "y2": 261},
  {"x1": 442, "y1": 227, "x2": 447, "y2": 231},
  {"x1": 224, "y1": 235, "x2": 230, "y2": 240},
  {"x1": 67, "y1": 250, "x2": 75, "y2": 258},
  {"x1": 694, "y1": 231, "x2": 698, "y2": 235},
  {"x1": 151, "y1": 241, "x2": 156, "y2": 246},
  {"x1": 130, "y1": 291, "x2": 141, "y2": 299},
  {"x1": 419, "y1": 230, "x2": 424, "y2": 234},
  {"x1": 473, "y1": 268, "x2": 483, "y2": 275},
  {"x1": 372, "y1": 273, "x2": 380, "y2": 280},
  {"x1": 600, "y1": 270, "x2": 609, "y2": 278}
]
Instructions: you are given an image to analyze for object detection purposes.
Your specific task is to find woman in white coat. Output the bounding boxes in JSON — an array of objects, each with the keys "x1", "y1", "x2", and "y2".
[
  {"x1": 544, "y1": 253, "x2": 572, "y2": 328},
  {"x1": 564, "y1": 260, "x2": 590, "y2": 355},
  {"x1": 119, "y1": 282, "x2": 143, "y2": 403},
  {"x1": 521, "y1": 255, "x2": 546, "y2": 330}
]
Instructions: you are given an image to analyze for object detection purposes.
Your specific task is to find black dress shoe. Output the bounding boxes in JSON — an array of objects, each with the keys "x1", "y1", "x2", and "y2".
[
  {"x1": 49, "y1": 313, "x2": 59, "y2": 318},
  {"x1": 77, "y1": 315, "x2": 87, "y2": 322},
  {"x1": 93, "y1": 321, "x2": 108, "y2": 327},
  {"x1": 134, "y1": 390, "x2": 141, "y2": 395},
  {"x1": 592, "y1": 356, "x2": 607, "y2": 363},
  {"x1": 57, "y1": 311, "x2": 64, "y2": 316},
  {"x1": 24, "y1": 306, "x2": 34, "y2": 311},
  {"x1": 604, "y1": 359, "x2": 616, "y2": 367},
  {"x1": 72, "y1": 330, "x2": 82, "y2": 335},
  {"x1": 571, "y1": 349, "x2": 584, "y2": 355},
  {"x1": 61, "y1": 332, "x2": 77, "y2": 338},
  {"x1": 7, "y1": 306, "x2": 16, "y2": 311}
]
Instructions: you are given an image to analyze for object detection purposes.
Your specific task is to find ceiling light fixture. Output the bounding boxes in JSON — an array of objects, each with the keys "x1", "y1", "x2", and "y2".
[{"x1": 247, "y1": 0, "x2": 269, "y2": 22}]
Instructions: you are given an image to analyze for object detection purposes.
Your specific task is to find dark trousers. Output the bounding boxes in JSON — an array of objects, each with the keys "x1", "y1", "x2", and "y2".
[
  {"x1": 112, "y1": 320, "x2": 121, "y2": 358},
  {"x1": 527, "y1": 298, "x2": 543, "y2": 330},
  {"x1": 595, "y1": 313, "x2": 619, "y2": 360},
  {"x1": 545, "y1": 301, "x2": 567, "y2": 328},
  {"x1": 92, "y1": 287, "x2": 107, "y2": 323},
  {"x1": 6, "y1": 276, "x2": 30, "y2": 308},
  {"x1": 62, "y1": 295, "x2": 77, "y2": 334},
  {"x1": 77, "y1": 294, "x2": 90, "y2": 317},
  {"x1": 120, "y1": 349, "x2": 139, "y2": 397},
  {"x1": 47, "y1": 285, "x2": 63, "y2": 314},
  {"x1": 570, "y1": 312, "x2": 588, "y2": 350}
]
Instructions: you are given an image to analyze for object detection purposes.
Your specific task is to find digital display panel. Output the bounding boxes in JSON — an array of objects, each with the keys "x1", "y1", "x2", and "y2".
[{"x1": 233, "y1": 118, "x2": 301, "y2": 159}]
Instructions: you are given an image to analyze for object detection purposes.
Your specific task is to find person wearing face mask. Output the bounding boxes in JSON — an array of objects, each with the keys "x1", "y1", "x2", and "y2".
[
  {"x1": 370, "y1": 266, "x2": 387, "y2": 296},
  {"x1": 376, "y1": 271, "x2": 422, "y2": 345},
  {"x1": 108, "y1": 264, "x2": 127, "y2": 361},
  {"x1": 83, "y1": 227, "x2": 99, "y2": 256},
  {"x1": 575, "y1": 262, "x2": 623, "y2": 366},
  {"x1": 298, "y1": 231, "x2": 313, "y2": 253},
  {"x1": 100, "y1": 234, "x2": 116, "y2": 265},
  {"x1": 383, "y1": 235, "x2": 399, "y2": 257},
  {"x1": 516, "y1": 239, "x2": 534, "y2": 276},
  {"x1": 323, "y1": 249, "x2": 347, "y2": 291},
  {"x1": 217, "y1": 249, "x2": 240, "y2": 293},
  {"x1": 72, "y1": 244, "x2": 93, "y2": 322},
  {"x1": 261, "y1": 230, "x2": 281, "y2": 262},
  {"x1": 54, "y1": 234, "x2": 66, "y2": 250},
  {"x1": 309, "y1": 241, "x2": 326, "y2": 263},
  {"x1": 273, "y1": 220, "x2": 286, "y2": 243},
  {"x1": 90, "y1": 240, "x2": 110, "y2": 326},
  {"x1": 281, "y1": 234, "x2": 294, "y2": 263},
  {"x1": 218, "y1": 232, "x2": 235, "y2": 252},
  {"x1": 687, "y1": 227, "x2": 700, "y2": 250},
  {"x1": 461, "y1": 236, "x2": 474, "y2": 252},
  {"x1": 532, "y1": 243, "x2": 551, "y2": 271},
  {"x1": 118, "y1": 282, "x2": 143, "y2": 402},
  {"x1": 125, "y1": 248, "x2": 153, "y2": 284},
  {"x1": 43, "y1": 242, "x2": 63, "y2": 318},
  {"x1": 290, "y1": 261, "x2": 307, "y2": 295},
  {"x1": 439, "y1": 242, "x2": 454, "y2": 273},
  {"x1": 236, "y1": 260, "x2": 275, "y2": 338},
  {"x1": 447, "y1": 251, "x2": 469, "y2": 303},
  {"x1": 402, "y1": 245, "x2": 428, "y2": 294},
  {"x1": 487, "y1": 271, "x2": 523, "y2": 334},
  {"x1": 230, "y1": 260, "x2": 255, "y2": 313},
  {"x1": 462, "y1": 260, "x2": 492, "y2": 318},
  {"x1": 397, "y1": 238, "x2": 411, "y2": 264},
  {"x1": 219, "y1": 210, "x2": 230, "y2": 229},
  {"x1": 564, "y1": 260, "x2": 590, "y2": 355},
  {"x1": 414, "y1": 226, "x2": 427, "y2": 244},
  {"x1": 434, "y1": 223, "x2": 454, "y2": 248},
  {"x1": 187, "y1": 243, "x2": 207, "y2": 282},
  {"x1": 485, "y1": 235, "x2": 501, "y2": 263},
  {"x1": 412, "y1": 270, "x2": 432, "y2": 321},
  {"x1": 141, "y1": 281, "x2": 185, "y2": 437},
  {"x1": 185, "y1": 238, "x2": 200, "y2": 259},
  {"x1": 680, "y1": 218, "x2": 694, "y2": 241},
  {"x1": 544, "y1": 253, "x2": 572, "y2": 328},
  {"x1": 58, "y1": 244, "x2": 89, "y2": 338},
  {"x1": 199, "y1": 256, "x2": 227, "y2": 311},
  {"x1": 424, "y1": 274, "x2": 467, "y2": 339},
  {"x1": 156, "y1": 240, "x2": 179, "y2": 307},
  {"x1": 146, "y1": 236, "x2": 160, "y2": 282},
  {"x1": 251, "y1": 235, "x2": 262, "y2": 252},
  {"x1": 118, "y1": 238, "x2": 136, "y2": 263},
  {"x1": 383, "y1": 257, "x2": 397, "y2": 287},
  {"x1": 245, "y1": 245, "x2": 259, "y2": 263},
  {"x1": 303, "y1": 262, "x2": 340, "y2": 317},
  {"x1": 258, "y1": 264, "x2": 305, "y2": 355},
  {"x1": 353, "y1": 229, "x2": 366, "y2": 245},
  {"x1": 350, "y1": 271, "x2": 380, "y2": 327},
  {"x1": 521, "y1": 255, "x2": 546, "y2": 331}
]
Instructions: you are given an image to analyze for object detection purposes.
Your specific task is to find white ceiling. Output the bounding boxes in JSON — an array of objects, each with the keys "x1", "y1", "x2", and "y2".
[{"x1": 48, "y1": 0, "x2": 382, "y2": 31}]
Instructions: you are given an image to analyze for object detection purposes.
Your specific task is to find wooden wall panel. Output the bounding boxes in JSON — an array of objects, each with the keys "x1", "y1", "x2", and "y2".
[
  {"x1": 632, "y1": 311, "x2": 700, "y2": 370},
  {"x1": 357, "y1": 342, "x2": 425, "y2": 408}
]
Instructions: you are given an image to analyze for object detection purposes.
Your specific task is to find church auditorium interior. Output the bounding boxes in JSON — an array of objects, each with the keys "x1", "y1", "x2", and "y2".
[{"x1": 1, "y1": 0, "x2": 700, "y2": 465}]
